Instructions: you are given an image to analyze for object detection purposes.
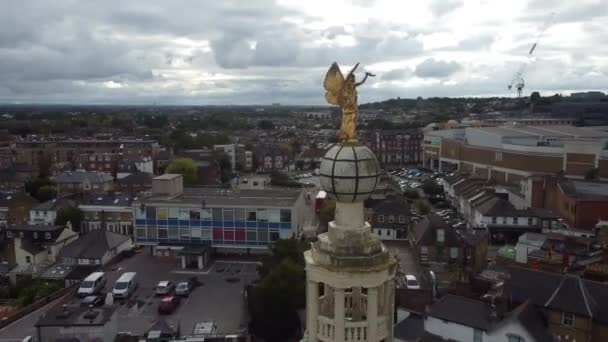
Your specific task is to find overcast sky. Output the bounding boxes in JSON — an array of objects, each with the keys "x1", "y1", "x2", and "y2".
[{"x1": 0, "y1": 0, "x2": 606, "y2": 105}]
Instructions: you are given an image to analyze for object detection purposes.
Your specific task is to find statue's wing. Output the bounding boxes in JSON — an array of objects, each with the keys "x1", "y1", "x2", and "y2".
[{"x1": 324, "y1": 63, "x2": 344, "y2": 105}]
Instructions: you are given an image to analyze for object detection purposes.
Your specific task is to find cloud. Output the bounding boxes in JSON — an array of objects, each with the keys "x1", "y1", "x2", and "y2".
[
  {"x1": 0, "y1": 0, "x2": 605, "y2": 104},
  {"x1": 414, "y1": 58, "x2": 462, "y2": 78}
]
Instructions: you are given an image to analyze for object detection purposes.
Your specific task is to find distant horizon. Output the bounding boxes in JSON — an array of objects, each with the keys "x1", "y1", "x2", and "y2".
[{"x1": 1, "y1": 89, "x2": 604, "y2": 108}]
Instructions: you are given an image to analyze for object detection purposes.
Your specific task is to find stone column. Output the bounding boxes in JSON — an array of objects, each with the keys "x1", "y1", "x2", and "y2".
[
  {"x1": 367, "y1": 287, "x2": 378, "y2": 341},
  {"x1": 352, "y1": 287, "x2": 362, "y2": 320},
  {"x1": 197, "y1": 255, "x2": 203, "y2": 269},
  {"x1": 307, "y1": 280, "x2": 319, "y2": 342},
  {"x1": 181, "y1": 255, "x2": 186, "y2": 269},
  {"x1": 334, "y1": 288, "x2": 345, "y2": 342}
]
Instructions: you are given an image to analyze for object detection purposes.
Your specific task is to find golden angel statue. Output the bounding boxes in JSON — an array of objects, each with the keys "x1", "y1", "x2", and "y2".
[{"x1": 324, "y1": 62, "x2": 375, "y2": 143}]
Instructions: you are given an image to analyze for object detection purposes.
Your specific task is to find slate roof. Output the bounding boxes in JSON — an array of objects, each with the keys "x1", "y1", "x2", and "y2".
[
  {"x1": 32, "y1": 198, "x2": 78, "y2": 211},
  {"x1": 493, "y1": 300, "x2": 553, "y2": 342},
  {"x1": 394, "y1": 314, "x2": 424, "y2": 341},
  {"x1": 21, "y1": 239, "x2": 46, "y2": 255},
  {"x1": 58, "y1": 230, "x2": 130, "y2": 260},
  {"x1": 79, "y1": 193, "x2": 140, "y2": 207},
  {"x1": 427, "y1": 294, "x2": 493, "y2": 330},
  {"x1": 413, "y1": 214, "x2": 461, "y2": 246},
  {"x1": 559, "y1": 179, "x2": 608, "y2": 201},
  {"x1": 117, "y1": 172, "x2": 152, "y2": 185},
  {"x1": 52, "y1": 171, "x2": 113, "y2": 184},
  {"x1": 507, "y1": 267, "x2": 608, "y2": 323}
]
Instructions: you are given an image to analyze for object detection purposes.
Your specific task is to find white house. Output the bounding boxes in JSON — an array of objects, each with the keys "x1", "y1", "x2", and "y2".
[
  {"x1": 58, "y1": 230, "x2": 132, "y2": 267},
  {"x1": 422, "y1": 295, "x2": 552, "y2": 342},
  {"x1": 6, "y1": 224, "x2": 78, "y2": 267},
  {"x1": 29, "y1": 198, "x2": 78, "y2": 226}
]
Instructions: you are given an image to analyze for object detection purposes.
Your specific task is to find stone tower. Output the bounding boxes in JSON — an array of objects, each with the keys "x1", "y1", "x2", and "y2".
[{"x1": 303, "y1": 144, "x2": 397, "y2": 342}]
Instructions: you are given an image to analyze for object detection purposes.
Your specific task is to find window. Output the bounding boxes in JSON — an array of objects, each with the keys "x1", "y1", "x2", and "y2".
[
  {"x1": 179, "y1": 209, "x2": 190, "y2": 220},
  {"x1": 527, "y1": 217, "x2": 533, "y2": 226},
  {"x1": 562, "y1": 312, "x2": 574, "y2": 326},
  {"x1": 223, "y1": 208, "x2": 234, "y2": 221},
  {"x1": 19, "y1": 232, "x2": 24, "y2": 238},
  {"x1": 190, "y1": 210, "x2": 201, "y2": 220},
  {"x1": 156, "y1": 208, "x2": 168, "y2": 220},
  {"x1": 473, "y1": 329, "x2": 482, "y2": 342},
  {"x1": 507, "y1": 334, "x2": 525, "y2": 342},
  {"x1": 268, "y1": 209, "x2": 280, "y2": 222},
  {"x1": 247, "y1": 209, "x2": 257, "y2": 221},
  {"x1": 212, "y1": 208, "x2": 222, "y2": 221},
  {"x1": 377, "y1": 230, "x2": 381, "y2": 235},
  {"x1": 201, "y1": 208, "x2": 212, "y2": 220},
  {"x1": 280, "y1": 209, "x2": 291, "y2": 223},
  {"x1": 168, "y1": 208, "x2": 179, "y2": 219},
  {"x1": 502, "y1": 217, "x2": 507, "y2": 224},
  {"x1": 235, "y1": 208, "x2": 246, "y2": 221},
  {"x1": 437, "y1": 229, "x2": 444, "y2": 242},
  {"x1": 378, "y1": 215, "x2": 384, "y2": 223},
  {"x1": 388, "y1": 215, "x2": 394, "y2": 223},
  {"x1": 513, "y1": 217, "x2": 519, "y2": 225},
  {"x1": 26, "y1": 256, "x2": 31, "y2": 263},
  {"x1": 6, "y1": 231, "x2": 11, "y2": 238},
  {"x1": 366, "y1": 216, "x2": 372, "y2": 222},
  {"x1": 491, "y1": 217, "x2": 497, "y2": 224},
  {"x1": 450, "y1": 247, "x2": 458, "y2": 258},
  {"x1": 257, "y1": 209, "x2": 268, "y2": 222},
  {"x1": 399, "y1": 215, "x2": 405, "y2": 223},
  {"x1": 420, "y1": 246, "x2": 428, "y2": 262},
  {"x1": 33, "y1": 232, "x2": 38, "y2": 239},
  {"x1": 495, "y1": 152, "x2": 502, "y2": 162}
]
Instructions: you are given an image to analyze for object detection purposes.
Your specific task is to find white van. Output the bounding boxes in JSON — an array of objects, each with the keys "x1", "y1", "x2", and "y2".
[
  {"x1": 112, "y1": 272, "x2": 138, "y2": 299},
  {"x1": 78, "y1": 272, "x2": 106, "y2": 297}
]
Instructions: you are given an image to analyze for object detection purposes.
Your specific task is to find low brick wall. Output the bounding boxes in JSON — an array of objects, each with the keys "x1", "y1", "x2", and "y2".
[{"x1": 0, "y1": 285, "x2": 76, "y2": 329}]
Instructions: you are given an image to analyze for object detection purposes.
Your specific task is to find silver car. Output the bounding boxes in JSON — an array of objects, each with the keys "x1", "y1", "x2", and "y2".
[
  {"x1": 155, "y1": 281, "x2": 175, "y2": 296},
  {"x1": 175, "y1": 281, "x2": 193, "y2": 296}
]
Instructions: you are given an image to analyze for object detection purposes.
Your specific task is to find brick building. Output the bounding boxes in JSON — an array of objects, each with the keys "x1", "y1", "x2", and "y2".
[
  {"x1": 544, "y1": 178, "x2": 608, "y2": 230},
  {"x1": 364, "y1": 129, "x2": 423, "y2": 168}
]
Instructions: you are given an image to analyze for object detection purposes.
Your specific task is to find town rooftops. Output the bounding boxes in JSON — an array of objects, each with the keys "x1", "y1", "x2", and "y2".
[
  {"x1": 32, "y1": 197, "x2": 78, "y2": 211},
  {"x1": 59, "y1": 230, "x2": 131, "y2": 260},
  {"x1": 141, "y1": 187, "x2": 302, "y2": 208},
  {"x1": 79, "y1": 193, "x2": 140, "y2": 207},
  {"x1": 35, "y1": 304, "x2": 116, "y2": 327},
  {"x1": 427, "y1": 294, "x2": 493, "y2": 330},
  {"x1": 507, "y1": 266, "x2": 608, "y2": 323},
  {"x1": 52, "y1": 171, "x2": 113, "y2": 184},
  {"x1": 559, "y1": 179, "x2": 608, "y2": 201}
]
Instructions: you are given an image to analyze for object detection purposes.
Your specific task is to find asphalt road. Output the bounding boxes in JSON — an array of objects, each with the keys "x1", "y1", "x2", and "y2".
[{"x1": 0, "y1": 252, "x2": 258, "y2": 340}]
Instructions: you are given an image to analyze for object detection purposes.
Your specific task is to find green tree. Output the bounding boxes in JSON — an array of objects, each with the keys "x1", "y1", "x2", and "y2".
[
  {"x1": 270, "y1": 171, "x2": 301, "y2": 188},
  {"x1": 415, "y1": 200, "x2": 431, "y2": 215},
  {"x1": 319, "y1": 200, "x2": 336, "y2": 228},
  {"x1": 25, "y1": 178, "x2": 55, "y2": 201},
  {"x1": 257, "y1": 120, "x2": 275, "y2": 130},
  {"x1": 585, "y1": 168, "x2": 599, "y2": 181},
  {"x1": 422, "y1": 179, "x2": 444, "y2": 196},
  {"x1": 404, "y1": 189, "x2": 420, "y2": 199},
  {"x1": 250, "y1": 238, "x2": 309, "y2": 341},
  {"x1": 37, "y1": 185, "x2": 57, "y2": 202},
  {"x1": 166, "y1": 158, "x2": 198, "y2": 185},
  {"x1": 55, "y1": 206, "x2": 83, "y2": 232}
]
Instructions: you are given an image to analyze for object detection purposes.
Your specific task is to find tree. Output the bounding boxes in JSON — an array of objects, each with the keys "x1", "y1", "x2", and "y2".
[
  {"x1": 404, "y1": 189, "x2": 419, "y2": 199},
  {"x1": 415, "y1": 200, "x2": 431, "y2": 215},
  {"x1": 530, "y1": 91, "x2": 541, "y2": 103},
  {"x1": 165, "y1": 158, "x2": 198, "y2": 185},
  {"x1": 250, "y1": 238, "x2": 309, "y2": 341},
  {"x1": 270, "y1": 171, "x2": 301, "y2": 188},
  {"x1": 55, "y1": 206, "x2": 83, "y2": 232},
  {"x1": 257, "y1": 120, "x2": 275, "y2": 130},
  {"x1": 585, "y1": 168, "x2": 599, "y2": 181},
  {"x1": 422, "y1": 179, "x2": 444, "y2": 196},
  {"x1": 319, "y1": 200, "x2": 336, "y2": 229},
  {"x1": 37, "y1": 185, "x2": 57, "y2": 202},
  {"x1": 25, "y1": 178, "x2": 55, "y2": 201},
  {"x1": 212, "y1": 151, "x2": 232, "y2": 185}
]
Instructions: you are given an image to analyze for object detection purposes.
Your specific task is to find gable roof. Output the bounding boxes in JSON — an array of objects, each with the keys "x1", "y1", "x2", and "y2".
[
  {"x1": 413, "y1": 214, "x2": 461, "y2": 246},
  {"x1": 52, "y1": 171, "x2": 113, "y2": 184},
  {"x1": 544, "y1": 274, "x2": 598, "y2": 318},
  {"x1": 495, "y1": 300, "x2": 553, "y2": 342},
  {"x1": 59, "y1": 230, "x2": 130, "y2": 260},
  {"x1": 507, "y1": 267, "x2": 608, "y2": 323},
  {"x1": 427, "y1": 294, "x2": 493, "y2": 330}
]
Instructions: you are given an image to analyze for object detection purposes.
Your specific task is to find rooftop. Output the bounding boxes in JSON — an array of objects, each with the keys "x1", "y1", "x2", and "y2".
[
  {"x1": 559, "y1": 179, "x2": 608, "y2": 201},
  {"x1": 142, "y1": 187, "x2": 302, "y2": 208},
  {"x1": 427, "y1": 294, "x2": 492, "y2": 330},
  {"x1": 154, "y1": 174, "x2": 182, "y2": 180},
  {"x1": 52, "y1": 171, "x2": 113, "y2": 184},
  {"x1": 36, "y1": 304, "x2": 116, "y2": 327}
]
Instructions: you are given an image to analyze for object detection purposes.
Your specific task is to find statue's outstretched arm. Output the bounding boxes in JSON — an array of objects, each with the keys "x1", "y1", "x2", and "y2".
[{"x1": 355, "y1": 72, "x2": 376, "y2": 87}]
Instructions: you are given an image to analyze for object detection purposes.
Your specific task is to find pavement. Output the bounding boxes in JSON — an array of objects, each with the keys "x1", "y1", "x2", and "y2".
[{"x1": 0, "y1": 252, "x2": 258, "y2": 340}]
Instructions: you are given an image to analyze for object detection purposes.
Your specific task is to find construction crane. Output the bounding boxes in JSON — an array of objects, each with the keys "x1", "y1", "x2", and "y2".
[{"x1": 507, "y1": 12, "x2": 556, "y2": 99}]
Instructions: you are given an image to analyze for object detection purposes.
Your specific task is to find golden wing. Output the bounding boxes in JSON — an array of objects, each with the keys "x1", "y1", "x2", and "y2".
[{"x1": 324, "y1": 62, "x2": 344, "y2": 106}]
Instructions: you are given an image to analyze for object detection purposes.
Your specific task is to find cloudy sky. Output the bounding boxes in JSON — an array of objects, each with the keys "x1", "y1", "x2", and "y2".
[{"x1": 0, "y1": 0, "x2": 606, "y2": 105}]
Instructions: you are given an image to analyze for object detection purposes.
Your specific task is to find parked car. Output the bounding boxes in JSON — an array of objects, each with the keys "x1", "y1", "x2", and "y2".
[
  {"x1": 155, "y1": 281, "x2": 175, "y2": 296},
  {"x1": 405, "y1": 274, "x2": 421, "y2": 290},
  {"x1": 78, "y1": 272, "x2": 106, "y2": 298},
  {"x1": 158, "y1": 296, "x2": 181, "y2": 314},
  {"x1": 80, "y1": 294, "x2": 104, "y2": 307},
  {"x1": 175, "y1": 281, "x2": 193, "y2": 296}
]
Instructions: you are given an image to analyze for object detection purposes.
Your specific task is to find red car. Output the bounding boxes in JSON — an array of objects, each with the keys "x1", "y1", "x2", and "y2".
[{"x1": 158, "y1": 295, "x2": 181, "y2": 314}]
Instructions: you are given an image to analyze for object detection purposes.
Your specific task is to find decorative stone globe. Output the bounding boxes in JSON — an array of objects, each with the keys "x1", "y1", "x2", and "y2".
[{"x1": 319, "y1": 144, "x2": 380, "y2": 202}]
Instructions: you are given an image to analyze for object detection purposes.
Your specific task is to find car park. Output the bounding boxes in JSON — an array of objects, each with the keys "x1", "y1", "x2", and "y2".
[
  {"x1": 155, "y1": 281, "x2": 175, "y2": 296},
  {"x1": 158, "y1": 296, "x2": 181, "y2": 314}
]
